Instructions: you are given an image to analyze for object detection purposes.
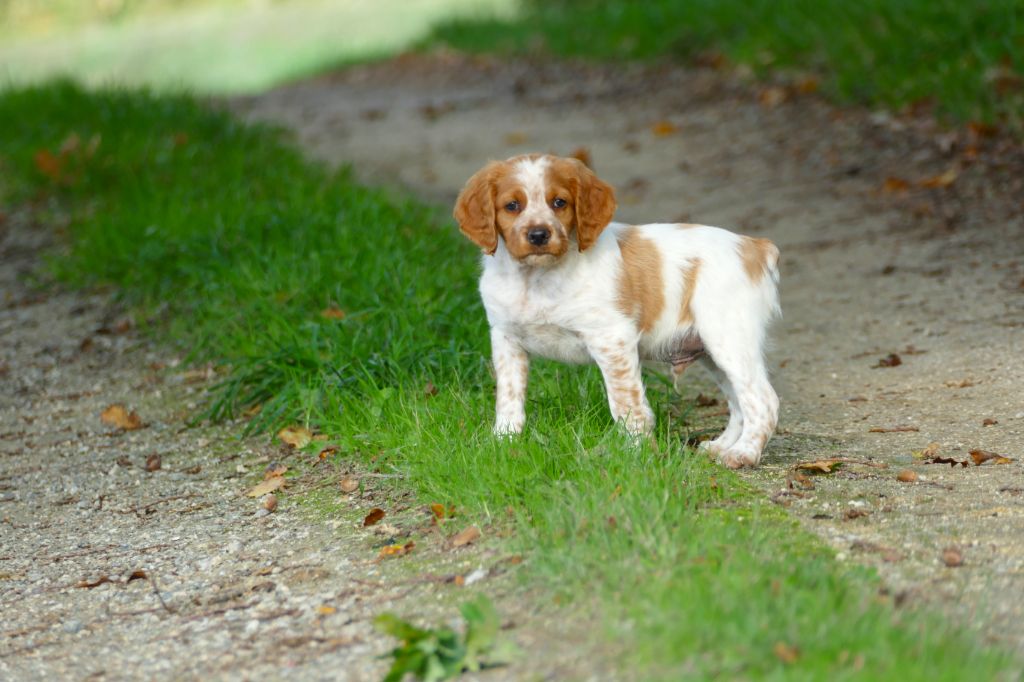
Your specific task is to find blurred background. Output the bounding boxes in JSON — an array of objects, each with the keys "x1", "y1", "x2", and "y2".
[{"x1": 0, "y1": 0, "x2": 513, "y2": 92}]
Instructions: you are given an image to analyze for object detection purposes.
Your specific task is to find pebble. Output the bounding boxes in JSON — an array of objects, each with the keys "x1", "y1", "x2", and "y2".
[{"x1": 63, "y1": 620, "x2": 83, "y2": 634}]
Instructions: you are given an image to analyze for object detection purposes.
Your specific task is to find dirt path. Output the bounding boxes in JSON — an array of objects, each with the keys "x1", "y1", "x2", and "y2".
[
  {"x1": 233, "y1": 53, "x2": 1024, "y2": 652},
  {"x1": 0, "y1": 208, "x2": 595, "y2": 679}
]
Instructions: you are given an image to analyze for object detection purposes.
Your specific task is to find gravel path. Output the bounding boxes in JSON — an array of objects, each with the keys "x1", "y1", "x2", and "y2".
[{"x1": 233, "y1": 53, "x2": 1024, "y2": 652}]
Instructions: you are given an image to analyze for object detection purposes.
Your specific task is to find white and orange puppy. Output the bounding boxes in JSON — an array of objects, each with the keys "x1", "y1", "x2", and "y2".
[{"x1": 453, "y1": 154, "x2": 780, "y2": 468}]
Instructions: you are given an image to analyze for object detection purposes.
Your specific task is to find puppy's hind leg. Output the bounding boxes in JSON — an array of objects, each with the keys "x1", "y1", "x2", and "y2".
[{"x1": 693, "y1": 356, "x2": 744, "y2": 457}]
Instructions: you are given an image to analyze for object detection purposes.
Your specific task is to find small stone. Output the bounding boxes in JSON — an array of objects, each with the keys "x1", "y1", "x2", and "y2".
[
  {"x1": 896, "y1": 470, "x2": 917, "y2": 483},
  {"x1": 254, "y1": 508, "x2": 270, "y2": 519},
  {"x1": 62, "y1": 620, "x2": 83, "y2": 634},
  {"x1": 464, "y1": 567, "x2": 489, "y2": 586}
]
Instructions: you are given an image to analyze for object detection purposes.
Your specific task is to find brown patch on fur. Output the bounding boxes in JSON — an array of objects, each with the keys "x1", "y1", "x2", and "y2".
[
  {"x1": 739, "y1": 237, "x2": 780, "y2": 283},
  {"x1": 676, "y1": 223, "x2": 699, "y2": 229},
  {"x1": 678, "y1": 258, "x2": 702, "y2": 325},
  {"x1": 616, "y1": 227, "x2": 665, "y2": 332},
  {"x1": 547, "y1": 157, "x2": 616, "y2": 251},
  {"x1": 453, "y1": 162, "x2": 503, "y2": 254}
]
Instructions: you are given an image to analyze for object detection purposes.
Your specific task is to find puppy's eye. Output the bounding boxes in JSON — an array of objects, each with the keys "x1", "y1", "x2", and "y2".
[
  {"x1": 505, "y1": 200, "x2": 521, "y2": 212},
  {"x1": 552, "y1": 198, "x2": 567, "y2": 209}
]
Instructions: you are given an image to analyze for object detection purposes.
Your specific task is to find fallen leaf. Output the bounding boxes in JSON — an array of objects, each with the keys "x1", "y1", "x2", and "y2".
[
  {"x1": 377, "y1": 541, "x2": 415, "y2": 560},
  {"x1": 844, "y1": 508, "x2": 870, "y2": 520},
  {"x1": 430, "y1": 503, "x2": 446, "y2": 521},
  {"x1": 339, "y1": 477, "x2": 359, "y2": 493},
  {"x1": 795, "y1": 459, "x2": 844, "y2": 474},
  {"x1": 881, "y1": 176, "x2": 910, "y2": 193},
  {"x1": 363, "y1": 508, "x2": 386, "y2": 527},
  {"x1": 969, "y1": 449, "x2": 1014, "y2": 465},
  {"x1": 967, "y1": 121, "x2": 999, "y2": 139},
  {"x1": 897, "y1": 470, "x2": 918, "y2": 483},
  {"x1": 873, "y1": 353, "x2": 902, "y2": 368},
  {"x1": 77, "y1": 575, "x2": 114, "y2": 589},
  {"x1": 100, "y1": 404, "x2": 143, "y2": 431},
  {"x1": 758, "y1": 86, "x2": 788, "y2": 109},
  {"x1": 919, "y1": 167, "x2": 958, "y2": 188},
  {"x1": 277, "y1": 426, "x2": 312, "y2": 449},
  {"x1": 317, "y1": 605, "x2": 336, "y2": 615},
  {"x1": 942, "y1": 546, "x2": 963, "y2": 567},
  {"x1": 926, "y1": 456, "x2": 968, "y2": 468},
  {"x1": 869, "y1": 425, "x2": 919, "y2": 433},
  {"x1": 318, "y1": 444, "x2": 339, "y2": 460},
  {"x1": 795, "y1": 76, "x2": 819, "y2": 94},
  {"x1": 126, "y1": 569, "x2": 148, "y2": 582},
  {"x1": 651, "y1": 120, "x2": 678, "y2": 136},
  {"x1": 423, "y1": 381, "x2": 439, "y2": 397},
  {"x1": 773, "y1": 641, "x2": 800, "y2": 664},
  {"x1": 787, "y1": 470, "x2": 815, "y2": 489},
  {"x1": 263, "y1": 494, "x2": 278, "y2": 512},
  {"x1": 451, "y1": 525, "x2": 482, "y2": 548},
  {"x1": 320, "y1": 307, "x2": 345, "y2": 320},
  {"x1": 912, "y1": 442, "x2": 941, "y2": 460},
  {"x1": 264, "y1": 463, "x2": 288, "y2": 479},
  {"x1": 182, "y1": 464, "x2": 201, "y2": 475},
  {"x1": 247, "y1": 476, "x2": 285, "y2": 497},
  {"x1": 695, "y1": 393, "x2": 718, "y2": 407},
  {"x1": 982, "y1": 418, "x2": 998, "y2": 427},
  {"x1": 145, "y1": 454, "x2": 162, "y2": 472},
  {"x1": 34, "y1": 149, "x2": 64, "y2": 181}
]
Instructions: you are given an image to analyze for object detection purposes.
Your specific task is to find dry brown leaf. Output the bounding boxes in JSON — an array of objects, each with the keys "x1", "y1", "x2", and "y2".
[
  {"x1": 76, "y1": 575, "x2": 113, "y2": 589},
  {"x1": 912, "y1": 442, "x2": 941, "y2": 460},
  {"x1": 451, "y1": 525, "x2": 481, "y2": 548},
  {"x1": 896, "y1": 469, "x2": 918, "y2": 483},
  {"x1": 363, "y1": 508, "x2": 386, "y2": 527},
  {"x1": 317, "y1": 605, "x2": 336, "y2": 615},
  {"x1": 339, "y1": 477, "x2": 359, "y2": 493},
  {"x1": 794, "y1": 459, "x2": 844, "y2": 474},
  {"x1": 263, "y1": 494, "x2": 278, "y2": 512},
  {"x1": 942, "y1": 546, "x2": 963, "y2": 567},
  {"x1": 795, "y1": 76, "x2": 820, "y2": 94},
  {"x1": 844, "y1": 508, "x2": 870, "y2": 520},
  {"x1": 34, "y1": 149, "x2": 64, "y2": 181},
  {"x1": 869, "y1": 425, "x2": 919, "y2": 433},
  {"x1": 318, "y1": 444, "x2": 339, "y2": 460},
  {"x1": 430, "y1": 503, "x2": 446, "y2": 521},
  {"x1": 650, "y1": 120, "x2": 678, "y2": 136},
  {"x1": 773, "y1": 641, "x2": 800, "y2": 664},
  {"x1": 100, "y1": 404, "x2": 143, "y2": 431},
  {"x1": 377, "y1": 541, "x2": 414, "y2": 560},
  {"x1": 247, "y1": 476, "x2": 285, "y2": 497},
  {"x1": 982, "y1": 418, "x2": 998, "y2": 427},
  {"x1": 919, "y1": 167, "x2": 958, "y2": 188},
  {"x1": 320, "y1": 307, "x2": 346, "y2": 320},
  {"x1": 873, "y1": 353, "x2": 902, "y2": 368},
  {"x1": 969, "y1": 449, "x2": 1014, "y2": 465},
  {"x1": 145, "y1": 454, "x2": 162, "y2": 472},
  {"x1": 277, "y1": 426, "x2": 312, "y2": 449},
  {"x1": 881, "y1": 176, "x2": 911, "y2": 193},
  {"x1": 264, "y1": 463, "x2": 288, "y2": 479},
  {"x1": 758, "y1": 86, "x2": 788, "y2": 109}
]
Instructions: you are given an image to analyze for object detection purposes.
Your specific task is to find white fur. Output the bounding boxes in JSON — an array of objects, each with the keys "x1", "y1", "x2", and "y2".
[{"x1": 471, "y1": 157, "x2": 781, "y2": 468}]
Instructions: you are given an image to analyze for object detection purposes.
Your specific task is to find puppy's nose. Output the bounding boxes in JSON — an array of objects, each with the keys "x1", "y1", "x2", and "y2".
[{"x1": 527, "y1": 227, "x2": 551, "y2": 246}]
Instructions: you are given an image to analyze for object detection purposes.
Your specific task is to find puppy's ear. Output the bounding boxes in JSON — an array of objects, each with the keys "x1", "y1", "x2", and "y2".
[
  {"x1": 454, "y1": 162, "x2": 501, "y2": 255},
  {"x1": 572, "y1": 160, "x2": 616, "y2": 251}
]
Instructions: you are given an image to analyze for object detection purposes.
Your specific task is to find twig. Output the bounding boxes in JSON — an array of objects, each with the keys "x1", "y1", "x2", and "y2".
[
  {"x1": 121, "y1": 493, "x2": 198, "y2": 516},
  {"x1": 147, "y1": 571, "x2": 176, "y2": 614}
]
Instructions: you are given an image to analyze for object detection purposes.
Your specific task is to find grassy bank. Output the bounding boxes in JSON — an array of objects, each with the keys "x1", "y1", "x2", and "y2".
[
  {"x1": 429, "y1": 0, "x2": 1024, "y2": 130},
  {"x1": 1, "y1": 81, "x2": 1017, "y2": 679}
]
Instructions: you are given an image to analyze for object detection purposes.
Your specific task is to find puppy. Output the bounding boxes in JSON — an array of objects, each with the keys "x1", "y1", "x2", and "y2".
[{"x1": 453, "y1": 154, "x2": 780, "y2": 468}]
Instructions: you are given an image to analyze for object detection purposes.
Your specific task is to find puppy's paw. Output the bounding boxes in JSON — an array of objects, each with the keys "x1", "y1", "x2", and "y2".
[
  {"x1": 718, "y1": 447, "x2": 761, "y2": 469},
  {"x1": 493, "y1": 418, "x2": 524, "y2": 437}
]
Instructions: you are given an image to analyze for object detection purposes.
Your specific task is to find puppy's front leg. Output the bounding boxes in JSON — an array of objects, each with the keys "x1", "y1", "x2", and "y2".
[
  {"x1": 491, "y1": 328, "x2": 529, "y2": 435},
  {"x1": 586, "y1": 338, "x2": 654, "y2": 435}
]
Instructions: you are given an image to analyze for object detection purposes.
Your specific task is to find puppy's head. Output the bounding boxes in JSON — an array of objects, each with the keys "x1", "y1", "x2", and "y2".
[{"x1": 453, "y1": 154, "x2": 616, "y2": 266}]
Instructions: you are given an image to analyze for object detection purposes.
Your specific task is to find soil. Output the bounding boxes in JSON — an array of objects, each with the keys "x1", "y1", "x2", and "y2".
[
  {"x1": 233, "y1": 52, "x2": 1024, "y2": 650},
  {"x1": 2, "y1": 51, "x2": 1023, "y2": 680}
]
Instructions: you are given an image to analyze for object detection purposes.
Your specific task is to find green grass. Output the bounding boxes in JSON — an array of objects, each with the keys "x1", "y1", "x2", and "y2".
[
  {"x1": 429, "y1": 0, "x2": 1024, "y2": 130},
  {"x1": 2, "y1": 81, "x2": 1019, "y2": 679},
  {"x1": 0, "y1": 0, "x2": 513, "y2": 93}
]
